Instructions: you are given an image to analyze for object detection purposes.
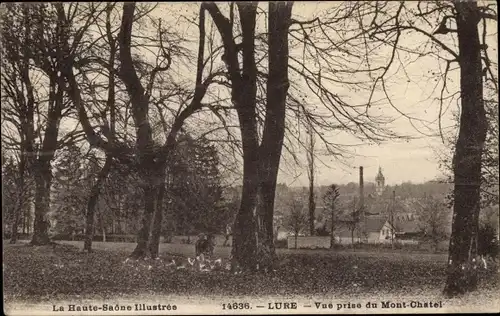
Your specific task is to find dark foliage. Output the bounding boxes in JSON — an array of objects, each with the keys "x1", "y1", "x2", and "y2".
[
  {"x1": 51, "y1": 234, "x2": 137, "y2": 243},
  {"x1": 168, "y1": 135, "x2": 228, "y2": 236},
  {"x1": 316, "y1": 226, "x2": 330, "y2": 237},
  {"x1": 478, "y1": 223, "x2": 499, "y2": 260}
]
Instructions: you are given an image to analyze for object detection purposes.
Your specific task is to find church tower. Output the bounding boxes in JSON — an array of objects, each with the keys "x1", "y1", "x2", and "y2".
[{"x1": 375, "y1": 167, "x2": 385, "y2": 196}]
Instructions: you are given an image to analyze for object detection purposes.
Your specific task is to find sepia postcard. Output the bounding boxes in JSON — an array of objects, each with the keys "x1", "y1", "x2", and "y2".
[{"x1": 2, "y1": 1, "x2": 499, "y2": 315}]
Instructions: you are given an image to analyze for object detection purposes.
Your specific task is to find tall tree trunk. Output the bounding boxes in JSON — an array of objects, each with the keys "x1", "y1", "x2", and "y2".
[
  {"x1": 31, "y1": 163, "x2": 52, "y2": 245},
  {"x1": 351, "y1": 227, "x2": 355, "y2": 249},
  {"x1": 308, "y1": 177, "x2": 316, "y2": 236},
  {"x1": 11, "y1": 6, "x2": 36, "y2": 244},
  {"x1": 22, "y1": 212, "x2": 27, "y2": 235},
  {"x1": 147, "y1": 3, "x2": 209, "y2": 257},
  {"x1": 306, "y1": 122, "x2": 316, "y2": 236},
  {"x1": 330, "y1": 210, "x2": 334, "y2": 248},
  {"x1": 230, "y1": 3, "x2": 260, "y2": 271},
  {"x1": 444, "y1": 1, "x2": 487, "y2": 297},
  {"x1": 130, "y1": 180, "x2": 157, "y2": 258},
  {"x1": 255, "y1": 181, "x2": 277, "y2": 270},
  {"x1": 254, "y1": 1, "x2": 293, "y2": 272},
  {"x1": 84, "y1": 9, "x2": 116, "y2": 252},
  {"x1": 149, "y1": 171, "x2": 166, "y2": 259},
  {"x1": 10, "y1": 158, "x2": 26, "y2": 244},
  {"x1": 84, "y1": 156, "x2": 113, "y2": 252},
  {"x1": 205, "y1": 2, "x2": 292, "y2": 272},
  {"x1": 10, "y1": 199, "x2": 23, "y2": 244},
  {"x1": 30, "y1": 71, "x2": 64, "y2": 246},
  {"x1": 119, "y1": 3, "x2": 158, "y2": 259},
  {"x1": 102, "y1": 221, "x2": 106, "y2": 243},
  {"x1": 26, "y1": 207, "x2": 31, "y2": 234},
  {"x1": 232, "y1": 146, "x2": 259, "y2": 270}
]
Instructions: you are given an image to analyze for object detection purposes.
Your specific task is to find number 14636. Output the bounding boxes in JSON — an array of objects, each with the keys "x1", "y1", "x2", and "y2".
[{"x1": 222, "y1": 303, "x2": 251, "y2": 310}]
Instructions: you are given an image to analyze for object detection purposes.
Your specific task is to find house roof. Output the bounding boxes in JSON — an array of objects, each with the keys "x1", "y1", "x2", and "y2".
[
  {"x1": 336, "y1": 227, "x2": 357, "y2": 238},
  {"x1": 334, "y1": 216, "x2": 392, "y2": 237},
  {"x1": 364, "y1": 216, "x2": 391, "y2": 233},
  {"x1": 314, "y1": 196, "x2": 430, "y2": 235},
  {"x1": 393, "y1": 219, "x2": 420, "y2": 233}
]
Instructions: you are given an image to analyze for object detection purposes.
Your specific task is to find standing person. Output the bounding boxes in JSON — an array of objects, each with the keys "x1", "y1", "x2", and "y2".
[
  {"x1": 223, "y1": 223, "x2": 232, "y2": 247},
  {"x1": 195, "y1": 233, "x2": 215, "y2": 258}
]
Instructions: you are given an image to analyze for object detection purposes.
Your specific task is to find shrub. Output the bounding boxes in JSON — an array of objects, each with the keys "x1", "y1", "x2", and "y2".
[
  {"x1": 3, "y1": 232, "x2": 31, "y2": 240},
  {"x1": 275, "y1": 239, "x2": 287, "y2": 249},
  {"x1": 163, "y1": 235, "x2": 173, "y2": 243},
  {"x1": 50, "y1": 234, "x2": 136, "y2": 243},
  {"x1": 479, "y1": 223, "x2": 499, "y2": 259}
]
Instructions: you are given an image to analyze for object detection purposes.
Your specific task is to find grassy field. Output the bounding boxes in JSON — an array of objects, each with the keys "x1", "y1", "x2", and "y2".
[
  {"x1": 59, "y1": 240, "x2": 449, "y2": 262},
  {"x1": 3, "y1": 241, "x2": 499, "y2": 314}
]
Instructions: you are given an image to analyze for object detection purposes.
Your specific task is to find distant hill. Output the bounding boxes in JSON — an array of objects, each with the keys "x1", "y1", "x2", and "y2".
[
  {"x1": 276, "y1": 181, "x2": 452, "y2": 216},
  {"x1": 315, "y1": 181, "x2": 453, "y2": 201},
  {"x1": 226, "y1": 181, "x2": 454, "y2": 218}
]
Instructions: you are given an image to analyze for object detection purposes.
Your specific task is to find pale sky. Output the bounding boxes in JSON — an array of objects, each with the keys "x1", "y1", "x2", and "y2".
[
  {"x1": 278, "y1": 138, "x2": 447, "y2": 187},
  {"x1": 83, "y1": 2, "x2": 500, "y2": 187},
  {"x1": 274, "y1": 1, "x2": 497, "y2": 187}
]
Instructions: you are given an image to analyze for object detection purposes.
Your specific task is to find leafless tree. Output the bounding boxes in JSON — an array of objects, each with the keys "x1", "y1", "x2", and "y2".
[
  {"x1": 323, "y1": 184, "x2": 340, "y2": 247},
  {"x1": 0, "y1": 7, "x2": 35, "y2": 243},
  {"x1": 438, "y1": 81, "x2": 499, "y2": 210},
  {"x1": 202, "y1": 0, "x2": 420, "y2": 271},
  {"x1": 416, "y1": 195, "x2": 451, "y2": 252},
  {"x1": 286, "y1": 196, "x2": 307, "y2": 249},
  {"x1": 322, "y1": 0, "x2": 497, "y2": 296},
  {"x1": 305, "y1": 119, "x2": 316, "y2": 236},
  {"x1": 1, "y1": 4, "x2": 91, "y2": 245},
  {"x1": 204, "y1": 1, "x2": 294, "y2": 271},
  {"x1": 62, "y1": 2, "x2": 227, "y2": 258}
]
